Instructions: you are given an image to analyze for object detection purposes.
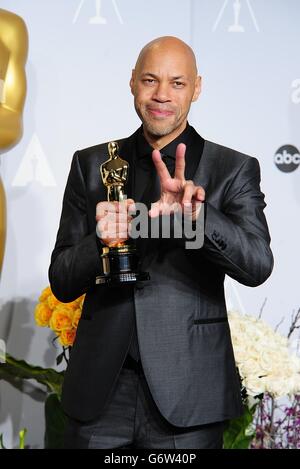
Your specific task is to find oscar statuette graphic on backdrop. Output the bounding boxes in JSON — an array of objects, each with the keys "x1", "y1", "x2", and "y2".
[
  {"x1": 213, "y1": 0, "x2": 259, "y2": 33},
  {"x1": 73, "y1": 0, "x2": 123, "y2": 25}
]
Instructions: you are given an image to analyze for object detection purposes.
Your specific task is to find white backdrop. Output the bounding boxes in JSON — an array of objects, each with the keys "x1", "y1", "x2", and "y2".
[{"x1": 0, "y1": 0, "x2": 299, "y2": 448}]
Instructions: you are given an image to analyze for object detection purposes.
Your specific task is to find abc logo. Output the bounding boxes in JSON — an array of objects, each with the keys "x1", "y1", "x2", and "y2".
[{"x1": 274, "y1": 146, "x2": 300, "y2": 173}]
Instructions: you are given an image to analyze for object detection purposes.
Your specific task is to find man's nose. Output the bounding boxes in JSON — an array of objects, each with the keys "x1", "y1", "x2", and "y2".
[{"x1": 152, "y1": 82, "x2": 171, "y2": 102}]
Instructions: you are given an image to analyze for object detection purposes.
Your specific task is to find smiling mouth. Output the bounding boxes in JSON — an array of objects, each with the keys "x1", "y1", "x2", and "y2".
[{"x1": 147, "y1": 108, "x2": 175, "y2": 118}]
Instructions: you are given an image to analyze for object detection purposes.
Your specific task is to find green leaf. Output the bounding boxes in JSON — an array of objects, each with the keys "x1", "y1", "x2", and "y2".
[
  {"x1": 0, "y1": 433, "x2": 7, "y2": 449},
  {"x1": 223, "y1": 405, "x2": 257, "y2": 449},
  {"x1": 44, "y1": 393, "x2": 67, "y2": 449},
  {"x1": 56, "y1": 351, "x2": 64, "y2": 367},
  {"x1": 19, "y1": 428, "x2": 27, "y2": 449},
  {"x1": 0, "y1": 353, "x2": 64, "y2": 397},
  {"x1": 0, "y1": 430, "x2": 27, "y2": 449}
]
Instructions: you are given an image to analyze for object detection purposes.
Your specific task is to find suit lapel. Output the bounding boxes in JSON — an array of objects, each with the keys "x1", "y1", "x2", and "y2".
[
  {"x1": 118, "y1": 130, "x2": 139, "y2": 201},
  {"x1": 184, "y1": 127, "x2": 205, "y2": 182},
  {"x1": 192, "y1": 140, "x2": 213, "y2": 192}
]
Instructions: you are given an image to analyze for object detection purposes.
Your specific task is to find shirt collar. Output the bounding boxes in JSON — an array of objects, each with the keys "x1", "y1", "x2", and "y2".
[{"x1": 137, "y1": 123, "x2": 192, "y2": 160}]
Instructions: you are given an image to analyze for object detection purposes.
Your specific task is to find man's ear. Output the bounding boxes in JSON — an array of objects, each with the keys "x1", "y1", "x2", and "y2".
[
  {"x1": 130, "y1": 70, "x2": 135, "y2": 95},
  {"x1": 192, "y1": 76, "x2": 202, "y2": 102}
]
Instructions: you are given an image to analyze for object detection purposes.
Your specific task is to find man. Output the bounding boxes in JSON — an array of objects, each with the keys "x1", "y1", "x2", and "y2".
[{"x1": 49, "y1": 36, "x2": 273, "y2": 449}]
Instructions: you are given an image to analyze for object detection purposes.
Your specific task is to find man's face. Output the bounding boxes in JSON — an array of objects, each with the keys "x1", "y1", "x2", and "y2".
[{"x1": 130, "y1": 46, "x2": 201, "y2": 143}]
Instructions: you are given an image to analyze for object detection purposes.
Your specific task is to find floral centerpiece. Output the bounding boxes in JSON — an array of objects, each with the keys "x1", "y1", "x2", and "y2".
[
  {"x1": 1, "y1": 287, "x2": 300, "y2": 449},
  {"x1": 226, "y1": 309, "x2": 300, "y2": 448},
  {"x1": 228, "y1": 311, "x2": 300, "y2": 398},
  {"x1": 30, "y1": 292, "x2": 300, "y2": 449}
]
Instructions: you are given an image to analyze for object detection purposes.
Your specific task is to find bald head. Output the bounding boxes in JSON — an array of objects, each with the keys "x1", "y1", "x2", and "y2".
[
  {"x1": 135, "y1": 36, "x2": 198, "y2": 78},
  {"x1": 130, "y1": 36, "x2": 201, "y2": 148}
]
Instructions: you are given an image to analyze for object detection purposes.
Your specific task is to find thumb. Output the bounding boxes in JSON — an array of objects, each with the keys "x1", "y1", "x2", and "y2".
[{"x1": 149, "y1": 201, "x2": 160, "y2": 218}]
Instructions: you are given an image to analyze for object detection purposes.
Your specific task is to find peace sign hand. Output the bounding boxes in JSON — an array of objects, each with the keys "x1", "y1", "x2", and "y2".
[{"x1": 149, "y1": 143, "x2": 205, "y2": 221}]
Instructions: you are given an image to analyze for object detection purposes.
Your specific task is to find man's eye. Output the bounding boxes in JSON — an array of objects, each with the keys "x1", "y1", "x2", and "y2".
[
  {"x1": 143, "y1": 79, "x2": 156, "y2": 85},
  {"x1": 174, "y1": 81, "x2": 184, "y2": 88}
]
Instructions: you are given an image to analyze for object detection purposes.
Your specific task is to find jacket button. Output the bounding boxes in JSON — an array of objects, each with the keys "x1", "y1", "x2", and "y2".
[{"x1": 212, "y1": 230, "x2": 219, "y2": 241}]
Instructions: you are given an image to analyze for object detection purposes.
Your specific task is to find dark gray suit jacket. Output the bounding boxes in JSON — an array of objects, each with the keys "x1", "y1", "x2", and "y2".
[{"x1": 49, "y1": 127, "x2": 273, "y2": 426}]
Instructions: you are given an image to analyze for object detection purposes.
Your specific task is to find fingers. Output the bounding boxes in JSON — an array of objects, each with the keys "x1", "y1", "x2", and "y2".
[
  {"x1": 96, "y1": 217, "x2": 130, "y2": 247},
  {"x1": 126, "y1": 198, "x2": 136, "y2": 210},
  {"x1": 182, "y1": 181, "x2": 195, "y2": 205},
  {"x1": 149, "y1": 202, "x2": 177, "y2": 218},
  {"x1": 195, "y1": 187, "x2": 205, "y2": 202},
  {"x1": 152, "y1": 149, "x2": 171, "y2": 184},
  {"x1": 96, "y1": 199, "x2": 135, "y2": 221},
  {"x1": 182, "y1": 183, "x2": 205, "y2": 205},
  {"x1": 149, "y1": 181, "x2": 205, "y2": 219},
  {"x1": 149, "y1": 201, "x2": 181, "y2": 218},
  {"x1": 148, "y1": 201, "x2": 160, "y2": 219},
  {"x1": 181, "y1": 183, "x2": 205, "y2": 221},
  {"x1": 95, "y1": 199, "x2": 135, "y2": 247},
  {"x1": 152, "y1": 144, "x2": 186, "y2": 189},
  {"x1": 174, "y1": 143, "x2": 186, "y2": 181}
]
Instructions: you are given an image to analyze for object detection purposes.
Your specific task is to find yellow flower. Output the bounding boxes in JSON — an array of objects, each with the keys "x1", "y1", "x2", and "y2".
[
  {"x1": 49, "y1": 305, "x2": 73, "y2": 332},
  {"x1": 47, "y1": 293, "x2": 60, "y2": 311},
  {"x1": 67, "y1": 300, "x2": 80, "y2": 311},
  {"x1": 72, "y1": 308, "x2": 82, "y2": 329},
  {"x1": 34, "y1": 303, "x2": 52, "y2": 327},
  {"x1": 35, "y1": 286, "x2": 85, "y2": 347},
  {"x1": 76, "y1": 294, "x2": 86, "y2": 309},
  {"x1": 38, "y1": 286, "x2": 52, "y2": 303},
  {"x1": 58, "y1": 328, "x2": 77, "y2": 347}
]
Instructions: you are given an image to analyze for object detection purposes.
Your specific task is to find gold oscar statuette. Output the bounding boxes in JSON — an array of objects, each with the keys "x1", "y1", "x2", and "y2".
[
  {"x1": 95, "y1": 142, "x2": 150, "y2": 286},
  {"x1": 0, "y1": 9, "x2": 28, "y2": 277}
]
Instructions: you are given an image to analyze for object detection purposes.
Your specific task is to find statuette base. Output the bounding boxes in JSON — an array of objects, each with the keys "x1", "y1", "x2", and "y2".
[{"x1": 96, "y1": 245, "x2": 150, "y2": 286}]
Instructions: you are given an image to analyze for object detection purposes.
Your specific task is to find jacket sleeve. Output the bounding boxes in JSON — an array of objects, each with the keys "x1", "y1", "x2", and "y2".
[
  {"x1": 48, "y1": 151, "x2": 103, "y2": 302},
  {"x1": 198, "y1": 156, "x2": 274, "y2": 287}
]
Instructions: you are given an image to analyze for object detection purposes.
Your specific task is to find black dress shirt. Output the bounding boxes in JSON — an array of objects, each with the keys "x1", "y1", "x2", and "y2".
[
  {"x1": 135, "y1": 123, "x2": 204, "y2": 206},
  {"x1": 127, "y1": 123, "x2": 204, "y2": 362}
]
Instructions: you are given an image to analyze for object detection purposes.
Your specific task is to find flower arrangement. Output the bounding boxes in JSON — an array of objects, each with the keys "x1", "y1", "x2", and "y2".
[
  {"x1": 227, "y1": 309, "x2": 300, "y2": 449},
  {"x1": 228, "y1": 311, "x2": 300, "y2": 398},
  {"x1": 0, "y1": 287, "x2": 86, "y2": 448},
  {"x1": 2, "y1": 285, "x2": 300, "y2": 449},
  {"x1": 34, "y1": 287, "x2": 85, "y2": 347},
  {"x1": 35, "y1": 288, "x2": 300, "y2": 400},
  {"x1": 251, "y1": 393, "x2": 300, "y2": 449}
]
